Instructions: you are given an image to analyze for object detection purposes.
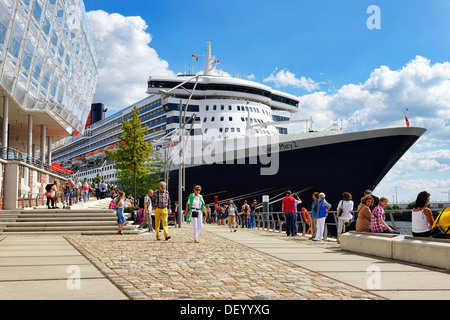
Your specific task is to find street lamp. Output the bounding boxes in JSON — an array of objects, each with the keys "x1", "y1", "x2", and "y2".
[{"x1": 157, "y1": 75, "x2": 201, "y2": 228}]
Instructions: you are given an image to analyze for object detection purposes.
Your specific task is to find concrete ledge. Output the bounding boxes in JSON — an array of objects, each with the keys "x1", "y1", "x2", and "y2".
[
  {"x1": 340, "y1": 231, "x2": 399, "y2": 259},
  {"x1": 341, "y1": 231, "x2": 450, "y2": 270},
  {"x1": 393, "y1": 236, "x2": 450, "y2": 270}
]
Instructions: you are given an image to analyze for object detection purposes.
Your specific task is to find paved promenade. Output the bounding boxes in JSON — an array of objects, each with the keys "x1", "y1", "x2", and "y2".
[{"x1": 0, "y1": 198, "x2": 449, "y2": 301}]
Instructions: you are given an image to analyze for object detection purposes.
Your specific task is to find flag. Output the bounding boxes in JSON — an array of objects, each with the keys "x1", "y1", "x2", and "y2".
[
  {"x1": 405, "y1": 116, "x2": 410, "y2": 127},
  {"x1": 215, "y1": 59, "x2": 220, "y2": 65},
  {"x1": 192, "y1": 55, "x2": 198, "y2": 61}
]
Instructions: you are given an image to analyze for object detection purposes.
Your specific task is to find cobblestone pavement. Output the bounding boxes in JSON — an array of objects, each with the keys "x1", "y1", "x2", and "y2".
[{"x1": 66, "y1": 225, "x2": 382, "y2": 300}]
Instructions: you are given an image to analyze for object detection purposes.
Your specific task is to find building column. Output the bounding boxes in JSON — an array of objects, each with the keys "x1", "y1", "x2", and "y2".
[
  {"x1": 47, "y1": 136, "x2": 52, "y2": 165},
  {"x1": 40, "y1": 125, "x2": 46, "y2": 168},
  {"x1": 27, "y1": 114, "x2": 33, "y2": 163},
  {"x1": 2, "y1": 96, "x2": 8, "y2": 159}
]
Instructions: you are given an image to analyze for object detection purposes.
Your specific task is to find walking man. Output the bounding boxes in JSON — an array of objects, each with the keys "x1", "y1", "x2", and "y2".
[{"x1": 152, "y1": 181, "x2": 172, "y2": 241}]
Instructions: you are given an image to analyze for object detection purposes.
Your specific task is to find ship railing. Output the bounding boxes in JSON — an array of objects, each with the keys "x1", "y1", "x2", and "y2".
[{"x1": 343, "y1": 120, "x2": 427, "y2": 134}]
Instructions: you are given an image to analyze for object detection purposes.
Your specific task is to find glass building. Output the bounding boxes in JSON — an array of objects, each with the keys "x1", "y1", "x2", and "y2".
[{"x1": 0, "y1": 0, "x2": 98, "y2": 209}]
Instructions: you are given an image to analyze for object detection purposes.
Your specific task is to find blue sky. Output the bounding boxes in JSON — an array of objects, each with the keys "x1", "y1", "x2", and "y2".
[{"x1": 83, "y1": 0, "x2": 450, "y2": 202}]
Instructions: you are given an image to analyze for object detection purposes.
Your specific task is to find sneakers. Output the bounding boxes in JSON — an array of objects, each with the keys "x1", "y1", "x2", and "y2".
[
  {"x1": 194, "y1": 240, "x2": 199, "y2": 243},
  {"x1": 165, "y1": 236, "x2": 171, "y2": 241}
]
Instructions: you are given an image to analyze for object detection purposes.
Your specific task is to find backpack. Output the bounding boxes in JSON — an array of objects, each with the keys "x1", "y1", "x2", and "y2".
[
  {"x1": 45, "y1": 184, "x2": 54, "y2": 192},
  {"x1": 135, "y1": 208, "x2": 145, "y2": 224},
  {"x1": 64, "y1": 186, "x2": 71, "y2": 196}
]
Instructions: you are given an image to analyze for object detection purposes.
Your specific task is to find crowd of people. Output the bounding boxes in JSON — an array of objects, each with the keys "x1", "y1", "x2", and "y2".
[{"x1": 44, "y1": 178, "x2": 450, "y2": 241}]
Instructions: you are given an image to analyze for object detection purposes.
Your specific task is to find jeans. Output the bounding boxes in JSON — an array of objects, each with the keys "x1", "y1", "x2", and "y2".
[
  {"x1": 285, "y1": 212, "x2": 296, "y2": 236},
  {"x1": 83, "y1": 191, "x2": 89, "y2": 202}
]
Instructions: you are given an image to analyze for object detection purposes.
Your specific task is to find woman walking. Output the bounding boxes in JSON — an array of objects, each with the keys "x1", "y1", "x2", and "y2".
[
  {"x1": 115, "y1": 191, "x2": 126, "y2": 235},
  {"x1": 336, "y1": 192, "x2": 354, "y2": 244},
  {"x1": 225, "y1": 200, "x2": 238, "y2": 232},
  {"x1": 186, "y1": 185, "x2": 205, "y2": 243}
]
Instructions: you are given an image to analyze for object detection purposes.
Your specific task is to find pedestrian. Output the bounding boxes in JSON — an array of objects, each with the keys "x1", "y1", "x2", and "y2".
[
  {"x1": 312, "y1": 192, "x2": 331, "y2": 241},
  {"x1": 73, "y1": 177, "x2": 81, "y2": 203},
  {"x1": 225, "y1": 200, "x2": 238, "y2": 232},
  {"x1": 240, "y1": 200, "x2": 250, "y2": 228},
  {"x1": 293, "y1": 194, "x2": 302, "y2": 235},
  {"x1": 45, "y1": 180, "x2": 58, "y2": 209},
  {"x1": 364, "y1": 189, "x2": 379, "y2": 211},
  {"x1": 248, "y1": 199, "x2": 257, "y2": 229},
  {"x1": 310, "y1": 192, "x2": 319, "y2": 240},
  {"x1": 186, "y1": 185, "x2": 205, "y2": 243},
  {"x1": 151, "y1": 181, "x2": 172, "y2": 241},
  {"x1": 336, "y1": 192, "x2": 354, "y2": 244},
  {"x1": 216, "y1": 204, "x2": 224, "y2": 225},
  {"x1": 371, "y1": 197, "x2": 400, "y2": 234},
  {"x1": 205, "y1": 204, "x2": 211, "y2": 223},
  {"x1": 62, "y1": 181, "x2": 72, "y2": 209},
  {"x1": 82, "y1": 181, "x2": 90, "y2": 203},
  {"x1": 411, "y1": 191, "x2": 434, "y2": 238},
  {"x1": 115, "y1": 191, "x2": 126, "y2": 235},
  {"x1": 282, "y1": 190, "x2": 297, "y2": 237},
  {"x1": 99, "y1": 179, "x2": 107, "y2": 199},
  {"x1": 356, "y1": 195, "x2": 373, "y2": 232},
  {"x1": 139, "y1": 190, "x2": 155, "y2": 233}
]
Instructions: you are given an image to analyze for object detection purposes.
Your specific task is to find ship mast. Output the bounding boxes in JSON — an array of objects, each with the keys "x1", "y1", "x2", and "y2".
[{"x1": 204, "y1": 41, "x2": 216, "y2": 75}]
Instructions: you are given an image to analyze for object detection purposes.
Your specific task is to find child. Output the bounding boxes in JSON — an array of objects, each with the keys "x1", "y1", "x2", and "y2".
[{"x1": 109, "y1": 198, "x2": 115, "y2": 209}]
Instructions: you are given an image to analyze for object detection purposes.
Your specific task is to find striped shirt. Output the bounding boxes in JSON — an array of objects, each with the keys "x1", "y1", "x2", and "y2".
[
  {"x1": 152, "y1": 189, "x2": 171, "y2": 209},
  {"x1": 370, "y1": 204, "x2": 387, "y2": 233}
]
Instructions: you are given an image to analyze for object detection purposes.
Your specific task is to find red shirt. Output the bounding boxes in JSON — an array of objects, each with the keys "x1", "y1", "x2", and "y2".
[{"x1": 282, "y1": 196, "x2": 296, "y2": 213}]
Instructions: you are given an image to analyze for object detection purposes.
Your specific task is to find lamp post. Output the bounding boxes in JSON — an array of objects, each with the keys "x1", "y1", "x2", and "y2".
[{"x1": 157, "y1": 75, "x2": 200, "y2": 228}]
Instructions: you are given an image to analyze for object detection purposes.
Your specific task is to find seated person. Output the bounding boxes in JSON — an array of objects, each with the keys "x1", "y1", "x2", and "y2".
[{"x1": 371, "y1": 197, "x2": 399, "y2": 234}]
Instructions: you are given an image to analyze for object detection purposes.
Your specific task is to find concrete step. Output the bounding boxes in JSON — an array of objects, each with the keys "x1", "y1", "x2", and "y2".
[{"x1": 0, "y1": 225, "x2": 137, "y2": 232}]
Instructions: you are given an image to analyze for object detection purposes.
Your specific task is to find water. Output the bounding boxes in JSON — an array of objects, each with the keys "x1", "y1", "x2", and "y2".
[{"x1": 388, "y1": 221, "x2": 412, "y2": 235}]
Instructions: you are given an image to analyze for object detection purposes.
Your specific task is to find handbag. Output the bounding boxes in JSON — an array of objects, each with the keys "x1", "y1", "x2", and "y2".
[{"x1": 431, "y1": 211, "x2": 450, "y2": 238}]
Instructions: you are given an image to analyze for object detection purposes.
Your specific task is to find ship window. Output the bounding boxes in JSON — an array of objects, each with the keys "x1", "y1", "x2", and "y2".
[
  {"x1": 219, "y1": 128, "x2": 223, "y2": 133},
  {"x1": 225, "y1": 128, "x2": 229, "y2": 132},
  {"x1": 221, "y1": 105, "x2": 224, "y2": 110},
  {"x1": 229, "y1": 117, "x2": 233, "y2": 121},
  {"x1": 206, "y1": 105, "x2": 209, "y2": 111},
  {"x1": 228, "y1": 105, "x2": 232, "y2": 110},
  {"x1": 204, "y1": 129, "x2": 208, "y2": 134},
  {"x1": 211, "y1": 117, "x2": 215, "y2": 122},
  {"x1": 241, "y1": 117, "x2": 245, "y2": 122},
  {"x1": 213, "y1": 105, "x2": 217, "y2": 110},
  {"x1": 203, "y1": 117, "x2": 207, "y2": 122},
  {"x1": 237, "y1": 106, "x2": 241, "y2": 111},
  {"x1": 231, "y1": 128, "x2": 235, "y2": 132},
  {"x1": 245, "y1": 106, "x2": 249, "y2": 111},
  {"x1": 220, "y1": 117, "x2": 224, "y2": 121},
  {"x1": 237, "y1": 128, "x2": 241, "y2": 132}
]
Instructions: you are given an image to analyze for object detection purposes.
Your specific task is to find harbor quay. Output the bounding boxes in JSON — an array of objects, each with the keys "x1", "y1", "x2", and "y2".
[{"x1": 0, "y1": 196, "x2": 450, "y2": 306}]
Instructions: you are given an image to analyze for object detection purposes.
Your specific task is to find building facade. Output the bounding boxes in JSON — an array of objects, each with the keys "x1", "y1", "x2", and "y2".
[{"x1": 0, "y1": 0, "x2": 98, "y2": 209}]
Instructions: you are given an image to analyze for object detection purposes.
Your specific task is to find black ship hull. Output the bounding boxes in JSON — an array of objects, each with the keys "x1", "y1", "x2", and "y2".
[{"x1": 168, "y1": 127, "x2": 426, "y2": 212}]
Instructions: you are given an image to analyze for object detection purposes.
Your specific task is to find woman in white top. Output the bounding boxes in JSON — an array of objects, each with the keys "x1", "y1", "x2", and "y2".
[
  {"x1": 336, "y1": 192, "x2": 354, "y2": 244},
  {"x1": 412, "y1": 191, "x2": 434, "y2": 238}
]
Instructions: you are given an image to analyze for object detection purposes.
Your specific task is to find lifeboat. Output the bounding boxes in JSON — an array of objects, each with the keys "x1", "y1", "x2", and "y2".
[
  {"x1": 63, "y1": 160, "x2": 73, "y2": 169},
  {"x1": 72, "y1": 157, "x2": 83, "y2": 166},
  {"x1": 96, "y1": 148, "x2": 106, "y2": 159},
  {"x1": 85, "y1": 151, "x2": 96, "y2": 161},
  {"x1": 106, "y1": 144, "x2": 117, "y2": 154}
]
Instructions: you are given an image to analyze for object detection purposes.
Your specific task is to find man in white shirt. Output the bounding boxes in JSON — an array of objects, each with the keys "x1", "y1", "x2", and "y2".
[{"x1": 139, "y1": 190, "x2": 155, "y2": 233}]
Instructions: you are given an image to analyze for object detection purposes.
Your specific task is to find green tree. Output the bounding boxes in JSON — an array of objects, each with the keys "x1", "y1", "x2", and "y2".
[{"x1": 106, "y1": 106, "x2": 153, "y2": 205}]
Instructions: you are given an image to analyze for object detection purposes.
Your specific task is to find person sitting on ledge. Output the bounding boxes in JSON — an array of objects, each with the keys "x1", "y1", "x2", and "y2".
[
  {"x1": 412, "y1": 191, "x2": 434, "y2": 238},
  {"x1": 370, "y1": 197, "x2": 400, "y2": 234},
  {"x1": 356, "y1": 195, "x2": 373, "y2": 232}
]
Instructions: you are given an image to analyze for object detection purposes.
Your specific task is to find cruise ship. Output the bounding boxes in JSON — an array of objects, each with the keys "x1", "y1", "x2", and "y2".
[{"x1": 51, "y1": 42, "x2": 426, "y2": 209}]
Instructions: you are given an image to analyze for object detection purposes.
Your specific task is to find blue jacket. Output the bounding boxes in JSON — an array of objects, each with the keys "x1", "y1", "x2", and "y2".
[{"x1": 317, "y1": 199, "x2": 331, "y2": 218}]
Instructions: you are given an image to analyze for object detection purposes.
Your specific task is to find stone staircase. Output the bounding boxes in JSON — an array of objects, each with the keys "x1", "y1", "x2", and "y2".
[{"x1": 0, "y1": 209, "x2": 140, "y2": 235}]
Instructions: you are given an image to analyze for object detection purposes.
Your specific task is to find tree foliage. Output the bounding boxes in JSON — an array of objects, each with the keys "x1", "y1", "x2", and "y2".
[{"x1": 105, "y1": 106, "x2": 162, "y2": 203}]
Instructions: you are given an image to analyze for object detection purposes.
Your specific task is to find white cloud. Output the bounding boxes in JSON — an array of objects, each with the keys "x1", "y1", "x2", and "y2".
[
  {"x1": 263, "y1": 68, "x2": 320, "y2": 92},
  {"x1": 293, "y1": 56, "x2": 450, "y2": 201},
  {"x1": 87, "y1": 10, "x2": 175, "y2": 112}
]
